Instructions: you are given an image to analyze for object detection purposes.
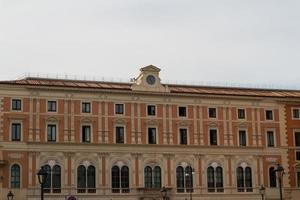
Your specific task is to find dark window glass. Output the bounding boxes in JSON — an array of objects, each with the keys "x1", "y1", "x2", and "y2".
[
  {"x1": 295, "y1": 132, "x2": 300, "y2": 146},
  {"x1": 293, "y1": 109, "x2": 300, "y2": 119},
  {"x1": 112, "y1": 166, "x2": 120, "y2": 193},
  {"x1": 11, "y1": 123, "x2": 21, "y2": 141},
  {"x1": 115, "y1": 104, "x2": 124, "y2": 114},
  {"x1": 267, "y1": 131, "x2": 275, "y2": 147},
  {"x1": 239, "y1": 131, "x2": 247, "y2": 146},
  {"x1": 297, "y1": 171, "x2": 300, "y2": 187},
  {"x1": 266, "y1": 110, "x2": 273, "y2": 120},
  {"x1": 209, "y1": 108, "x2": 217, "y2": 118},
  {"x1": 116, "y1": 127, "x2": 124, "y2": 143},
  {"x1": 210, "y1": 129, "x2": 218, "y2": 145},
  {"x1": 207, "y1": 167, "x2": 215, "y2": 192},
  {"x1": 12, "y1": 99, "x2": 21, "y2": 110},
  {"x1": 82, "y1": 102, "x2": 91, "y2": 113},
  {"x1": 52, "y1": 165, "x2": 61, "y2": 193},
  {"x1": 245, "y1": 167, "x2": 253, "y2": 192},
  {"x1": 121, "y1": 166, "x2": 130, "y2": 193},
  {"x1": 176, "y1": 166, "x2": 184, "y2": 193},
  {"x1": 238, "y1": 109, "x2": 245, "y2": 119},
  {"x1": 47, "y1": 124, "x2": 56, "y2": 142},
  {"x1": 153, "y1": 166, "x2": 161, "y2": 188},
  {"x1": 47, "y1": 101, "x2": 57, "y2": 112},
  {"x1": 185, "y1": 166, "x2": 193, "y2": 193},
  {"x1": 147, "y1": 105, "x2": 156, "y2": 116},
  {"x1": 296, "y1": 152, "x2": 300, "y2": 161},
  {"x1": 179, "y1": 107, "x2": 187, "y2": 117},
  {"x1": 216, "y1": 167, "x2": 224, "y2": 192},
  {"x1": 82, "y1": 126, "x2": 91, "y2": 143},
  {"x1": 179, "y1": 128, "x2": 187, "y2": 145},
  {"x1": 11, "y1": 164, "x2": 20, "y2": 188},
  {"x1": 148, "y1": 128, "x2": 156, "y2": 144},
  {"x1": 236, "y1": 167, "x2": 244, "y2": 192},
  {"x1": 269, "y1": 167, "x2": 277, "y2": 187},
  {"x1": 43, "y1": 165, "x2": 51, "y2": 193},
  {"x1": 77, "y1": 165, "x2": 86, "y2": 193},
  {"x1": 87, "y1": 166, "x2": 96, "y2": 193},
  {"x1": 144, "y1": 166, "x2": 152, "y2": 188}
]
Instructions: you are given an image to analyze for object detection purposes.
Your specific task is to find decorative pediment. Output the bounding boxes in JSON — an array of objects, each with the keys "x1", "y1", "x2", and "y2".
[
  {"x1": 81, "y1": 117, "x2": 93, "y2": 123},
  {"x1": 145, "y1": 119, "x2": 160, "y2": 126},
  {"x1": 131, "y1": 65, "x2": 170, "y2": 93},
  {"x1": 113, "y1": 118, "x2": 128, "y2": 124},
  {"x1": 46, "y1": 116, "x2": 59, "y2": 122},
  {"x1": 237, "y1": 122, "x2": 249, "y2": 128},
  {"x1": 208, "y1": 121, "x2": 218, "y2": 128},
  {"x1": 176, "y1": 120, "x2": 191, "y2": 127}
]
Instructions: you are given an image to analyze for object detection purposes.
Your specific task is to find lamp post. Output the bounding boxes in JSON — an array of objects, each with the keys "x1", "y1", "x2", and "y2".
[
  {"x1": 160, "y1": 186, "x2": 167, "y2": 200},
  {"x1": 185, "y1": 168, "x2": 195, "y2": 200},
  {"x1": 7, "y1": 190, "x2": 14, "y2": 200},
  {"x1": 259, "y1": 185, "x2": 265, "y2": 200},
  {"x1": 37, "y1": 167, "x2": 48, "y2": 200},
  {"x1": 273, "y1": 163, "x2": 284, "y2": 200}
]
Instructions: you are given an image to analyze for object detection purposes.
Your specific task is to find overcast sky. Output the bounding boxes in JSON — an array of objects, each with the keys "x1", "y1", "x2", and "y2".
[{"x1": 0, "y1": 0, "x2": 299, "y2": 89}]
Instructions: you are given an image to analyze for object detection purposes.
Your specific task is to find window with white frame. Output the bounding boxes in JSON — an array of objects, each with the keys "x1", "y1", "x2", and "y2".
[
  {"x1": 12, "y1": 99, "x2": 22, "y2": 111},
  {"x1": 209, "y1": 129, "x2": 218, "y2": 145},
  {"x1": 10, "y1": 164, "x2": 20, "y2": 188},
  {"x1": 236, "y1": 165, "x2": 253, "y2": 192},
  {"x1": 297, "y1": 166, "x2": 300, "y2": 187},
  {"x1": 295, "y1": 131, "x2": 300, "y2": 146},
  {"x1": 265, "y1": 110, "x2": 273, "y2": 120},
  {"x1": 47, "y1": 124, "x2": 56, "y2": 142},
  {"x1": 207, "y1": 163, "x2": 224, "y2": 193},
  {"x1": 147, "y1": 105, "x2": 156, "y2": 116},
  {"x1": 82, "y1": 125, "x2": 91, "y2": 143},
  {"x1": 178, "y1": 106, "x2": 187, "y2": 117},
  {"x1": 293, "y1": 108, "x2": 300, "y2": 119},
  {"x1": 11, "y1": 123, "x2": 21, "y2": 141},
  {"x1": 238, "y1": 109, "x2": 246, "y2": 119},
  {"x1": 148, "y1": 128, "x2": 156, "y2": 144},
  {"x1": 238, "y1": 130, "x2": 247, "y2": 146},
  {"x1": 267, "y1": 131, "x2": 275, "y2": 147},
  {"x1": 82, "y1": 102, "x2": 91, "y2": 113},
  {"x1": 208, "y1": 108, "x2": 217, "y2": 118},
  {"x1": 179, "y1": 128, "x2": 188, "y2": 145},
  {"x1": 47, "y1": 101, "x2": 57, "y2": 112},
  {"x1": 296, "y1": 151, "x2": 300, "y2": 161},
  {"x1": 115, "y1": 126, "x2": 124, "y2": 144},
  {"x1": 115, "y1": 104, "x2": 124, "y2": 115}
]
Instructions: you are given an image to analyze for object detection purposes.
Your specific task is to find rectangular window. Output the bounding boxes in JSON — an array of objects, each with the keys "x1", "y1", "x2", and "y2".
[
  {"x1": 178, "y1": 107, "x2": 187, "y2": 117},
  {"x1": 12, "y1": 99, "x2": 22, "y2": 110},
  {"x1": 179, "y1": 128, "x2": 187, "y2": 145},
  {"x1": 267, "y1": 131, "x2": 275, "y2": 147},
  {"x1": 209, "y1": 129, "x2": 217, "y2": 145},
  {"x1": 116, "y1": 126, "x2": 124, "y2": 143},
  {"x1": 148, "y1": 128, "x2": 156, "y2": 144},
  {"x1": 238, "y1": 109, "x2": 245, "y2": 119},
  {"x1": 147, "y1": 105, "x2": 156, "y2": 116},
  {"x1": 265, "y1": 110, "x2": 273, "y2": 120},
  {"x1": 47, "y1": 124, "x2": 56, "y2": 142},
  {"x1": 115, "y1": 104, "x2": 124, "y2": 114},
  {"x1": 208, "y1": 108, "x2": 217, "y2": 118},
  {"x1": 239, "y1": 130, "x2": 247, "y2": 146},
  {"x1": 82, "y1": 125, "x2": 91, "y2": 142},
  {"x1": 11, "y1": 123, "x2": 21, "y2": 141},
  {"x1": 47, "y1": 101, "x2": 57, "y2": 112},
  {"x1": 296, "y1": 152, "x2": 300, "y2": 161},
  {"x1": 82, "y1": 102, "x2": 91, "y2": 113},
  {"x1": 298, "y1": 171, "x2": 300, "y2": 187},
  {"x1": 295, "y1": 132, "x2": 300, "y2": 146},
  {"x1": 293, "y1": 108, "x2": 300, "y2": 119}
]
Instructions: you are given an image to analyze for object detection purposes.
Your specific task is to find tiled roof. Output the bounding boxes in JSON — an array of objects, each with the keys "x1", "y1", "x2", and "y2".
[{"x1": 1, "y1": 77, "x2": 300, "y2": 98}]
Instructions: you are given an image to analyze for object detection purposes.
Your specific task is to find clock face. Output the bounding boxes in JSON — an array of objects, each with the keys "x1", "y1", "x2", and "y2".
[{"x1": 146, "y1": 75, "x2": 156, "y2": 85}]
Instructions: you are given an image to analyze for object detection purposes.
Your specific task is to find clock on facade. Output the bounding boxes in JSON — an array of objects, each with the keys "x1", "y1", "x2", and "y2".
[{"x1": 146, "y1": 75, "x2": 156, "y2": 85}]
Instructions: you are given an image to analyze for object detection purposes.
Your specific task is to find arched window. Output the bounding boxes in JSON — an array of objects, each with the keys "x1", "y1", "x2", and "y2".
[
  {"x1": 41, "y1": 164, "x2": 61, "y2": 193},
  {"x1": 176, "y1": 166, "x2": 184, "y2": 192},
  {"x1": 77, "y1": 164, "x2": 96, "y2": 193},
  {"x1": 144, "y1": 166, "x2": 161, "y2": 189},
  {"x1": 185, "y1": 166, "x2": 193, "y2": 193},
  {"x1": 269, "y1": 167, "x2": 277, "y2": 187},
  {"x1": 11, "y1": 164, "x2": 20, "y2": 188},
  {"x1": 207, "y1": 165, "x2": 223, "y2": 192},
  {"x1": 236, "y1": 166, "x2": 253, "y2": 192},
  {"x1": 111, "y1": 165, "x2": 130, "y2": 193}
]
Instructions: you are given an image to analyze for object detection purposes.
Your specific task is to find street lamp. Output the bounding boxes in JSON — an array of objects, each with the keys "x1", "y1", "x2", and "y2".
[
  {"x1": 37, "y1": 167, "x2": 48, "y2": 200},
  {"x1": 259, "y1": 185, "x2": 265, "y2": 200},
  {"x1": 273, "y1": 163, "x2": 284, "y2": 200},
  {"x1": 7, "y1": 190, "x2": 14, "y2": 200},
  {"x1": 160, "y1": 186, "x2": 167, "y2": 200},
  {"x1": 185, "y1": 168, "x2": 195, "y2": 200}
]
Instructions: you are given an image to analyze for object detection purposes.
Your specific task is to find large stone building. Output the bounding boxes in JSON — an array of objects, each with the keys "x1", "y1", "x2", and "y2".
[{"x1": 0, "y1": 65, "x2": 299, "y2": 200}]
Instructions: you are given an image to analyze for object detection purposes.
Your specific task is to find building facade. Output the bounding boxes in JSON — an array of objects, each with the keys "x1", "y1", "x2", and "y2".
[{"x1": 0, "y1": 65, "x2": 299, "y2": 200}]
